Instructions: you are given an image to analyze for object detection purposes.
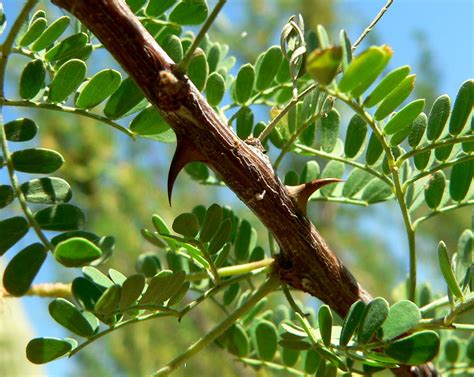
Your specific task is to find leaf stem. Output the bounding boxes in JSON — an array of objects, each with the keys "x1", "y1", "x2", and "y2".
[
  {"x1": 175, "y1": 0, "x2": 227, "y2": 74},
  {"x1": 413, "y1": 200, "x2": 474, "y2": 229},
  {"x1": 153, "y1": 273, "x2": 280, "y2": 376}
]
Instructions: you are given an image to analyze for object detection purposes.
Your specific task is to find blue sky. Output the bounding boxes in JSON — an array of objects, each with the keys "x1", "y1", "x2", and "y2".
[{"x1": 1, "y1": 1, "x2": 473, "y2": 376}]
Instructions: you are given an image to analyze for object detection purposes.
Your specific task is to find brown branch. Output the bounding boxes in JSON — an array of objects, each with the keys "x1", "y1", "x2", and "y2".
[{"x1": 50, "y1": 1, "x2": 436, "y2": 375}]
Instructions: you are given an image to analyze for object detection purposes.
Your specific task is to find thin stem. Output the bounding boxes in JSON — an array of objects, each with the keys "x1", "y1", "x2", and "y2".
[
  {"x1": 258, "y1": 83, "x2": 317, "y2": 142},
  {"x1": 282, "y1": 284, "x2": 306, "y2": 316},
  {"x1": 240, "y1": 358, "x2": 305, "y2": 376},
  {"x1": 0, "y1": 99, "x2": 135, "y2": 139},
  {"x1": 352, "y1": 0, "x2": 394, "y2": 51},
  {"x1": 175, "y1": 0, "x2": 227, "y2": 73},
  {"x1": 153, "y1": 274, "x2": 280, "y2": 376},
  {"x1": 413, "y1": 200, "x2": 474, "y2": 228}
]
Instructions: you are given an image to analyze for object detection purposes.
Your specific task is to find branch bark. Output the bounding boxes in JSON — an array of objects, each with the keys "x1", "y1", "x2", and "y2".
[{"x1": 50, "y1": 1, "x2": 437, "y2": 375}]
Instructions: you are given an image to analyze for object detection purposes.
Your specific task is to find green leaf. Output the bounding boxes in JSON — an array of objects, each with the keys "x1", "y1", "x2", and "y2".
[
  {"x1": 21, "y1": 177, "x2": 72, "y2": 204},
  {"x1": 449, "y1": 79, "x2": 473, "y2": 135},
  {"x1": 34, "y1": 204, "x2": 86, "y2": 231},
  {"x1": 172, "y1": 213, "x2": 199, "y2": 238},
  {"x1": 254, "y1": 320, "x2": 278, "y2": 361},
  {"x1": 234, "y1": 219, "x2": 252, "y2": 261},
  {"x1": 381, "y1": 300, "x2": 421, "y2": 341},
  {"x1": 75, "y1": 69, "x2": 122, "y2": 109},
  {"x1": 19, "y1": 59, "x2": 46, "y2": 99},
  {"x1": 104, "y1": 77, "x2": 147, "y2": 119},
  {"x1": 338, "y1": 46, "x2": 392, "y2": 94},
  {"x1": 466, "y1": 337, "x2": 474, "y2": 361},
  {"x1": 161, "y1": 270, "x2": 186, "y2": 303},
  {"x1": 108, "y1": 269, "x2": 126, "y2": 285},
  {"x1": 136, "y1": 252, "x2": 162, "y2": 277},
  {"x1": 414, "y1": 150, "x2": 431, "y2": 171},
  {"x1": 48, "y1": 59, "x2": 87, "y2": 103},
  {"x1": 424, "y1": 171, "x2": 446, "y2": 209},
  {"x1": 94, "y1": 285, "x2": 121, "y2": 315},
  {"x1": 31, "y1": 16, "x2": 69, "y2": 51},
  {"x1": 316, "y1": 25, "x2": 330, "y2": 48},
  {"x1": 365, "y1": 133, "x2": 383, "y2": 165},
  {"x1": 26, "y1": 338, "x2": 73, "y2": 364},
  {"x1": 3, "y1": 243, "x2": 47, "y2": 296},
  {"x1": 438, "y1": 241, "x2": 464, "y2": 299},
  {"x1": 187, "y1": 49, "x2": 208, "y2": 91},
  {"x1": 361, "y1": 179, "x2": 392, "y2": 203},
  {"x1": 54, "y1": 237, "x2": 102, "y2": 267},
  {"x1": 408, "y1": 113, "x2": 427, "y2": 148},
  {"x1": 449, "y1": 160, "x2": 473, "y2": 201},
  {"x1": 375, "y1": 75, "x2": 416, "y2": 120},
  {"x1": 11, "y1": 148, "x2": 64, "y2": 174},
  {"x1": 45, "y1": 32, "x2": 89, "y2": 62},
  {"x1": 5, "y1": 118, "x2": 38, "y2": 142},
  {"x1": 339, "y1": 30, "x2": 352, "y2": 71},
  {"x1": 281, "y1": 347, "x2": 300, "y2": 367},
  {"x1": 169, "y1": 0, "x2": 208, "y2": 25},
  {"x1": 199, "y1": 203, "x2": 223, "y2": 243},
  {"x1": 139, "y1": 269, "x2": 173, "y2": 304},
  {"x1": 384, "y1": 99, "x2": 425, "y2": 135},
  {"x1": 340, "y1": 300, "x2": 366, "y2": 346},
  {"x1": 0, "y1": 185, "x2": 13, "y2": 209},
  {"x1": 168, "y1": 280, "x2": 190, "y2": 306},
  {"x1": 320, "y1": 109, "x2": 340, "y2": 153},
  {"x1": 444, "y1": 338, "x2": 459, "y2": 363},
  {"x1": 205, "y1": 72, "x2": 225, "y2": 106},
  {"x1": 49, "y1": 298, "x2": 96, "y2": 337},
  {"x1": 129, "y1": 106, "x2": 175, "y2": 143},
  {"x1": 318, "y1": 305, "x2": 332, "y2": 346},
  {"x1": 357, "y1": 297, "x2": 389, "y2": 344},
  {"x1": 207, "y1": 44, "x2": 221, "y2": 72},
  {"x1": 427, "y1": 95, "x2": 451, "y2": 141},
  {"x1": 306, "y1": 47, "x2": 342, "y2": 86},
  {"x1": 236, "y1": 106, "x2": 253, "y2": 139},
  {"x1": 364, "y1": 65, "x2": 411, "y2": 107},
  {"x1": 320, "y1": 161, "x2": 344, "y2": 197},
  {"x1": 344, "y1": 114, "x2": 367, "y2": 158},
  {"x1": 141, "y1": 229, "x2": 167, "y2": 248},
  {"x1": 223, "y1": 283, "x2": 240, "y2": 305},
  {"x1": 458, "y1": 229, "x2": 473, "y2": 269},
  {"x1": 19, "y1": 17, "x2": 48, "y2": 47},
  {"x1": 209, "y1": 218, "x2": 232, "y2": 254},
  {"x1": 300, "y1": 160, "x2": 320, "y2": 183},
  {"x1": 255, "y1": 46, "x2": 283, "y2": 91},
  {"x1": 303, "y1": 349, "x2": 322, "y2": 374},
  {"x1": 342, "y1": 169, "x2": 374, "y2": 198},
  {"x1": 385, "y1": 331, "x2": 439, "y2": 365},
  {"x1": 146, "y1": 0, "x2": 177, "y2": 17},
  {"x1": 161, "y1": 34, "x2": 183, "y2": 62},
  {"x1": 234, "y1": 63, "x2": 255, "y2": 104},
  {"x1": 72, "y1": 277, "x2": 103, "y2": 311},
  {"x1": 227, "y1": 323, "x2": 250, "y2": 357},
  {"x1": 0, "y1": 217, "x2": 29, "y2": 256}
]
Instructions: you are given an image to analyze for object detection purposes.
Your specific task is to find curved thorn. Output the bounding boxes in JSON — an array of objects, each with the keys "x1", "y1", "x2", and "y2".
[{"x1": 287, "y1": 178, "x2": 344, "y2": 215}]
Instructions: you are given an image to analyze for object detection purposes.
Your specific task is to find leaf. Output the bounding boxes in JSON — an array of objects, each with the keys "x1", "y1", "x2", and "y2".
[
  {"x1": 172, "y1": 213, "x2": 199, "y2": 238},
  {"x1": 344, "y1": 114, "x2": 367, "y2": 158},
  {"x1": 320, "y1": 109, "x2": 340, "y2": 153},
  {"x1": 458, "y1": 229, "x2": 473, "y2": 269},
  {"x1": 0, "y1": 184, "x2": 13, "y2": 209},
  {"x1": 169, "y1": 0, "x2": 208, "y2": 25},
  {"x1": 168, "y1": 280, "x2": 190, "y2": 306},
  {"x1": 384, "y1": 99, "x2": 425, "y2": 135},
  {"x1": 365, "y1": 65, "x2": 411, "y2": 107},
  {"x1": 339, "y1": 30, "x2": 352, "y2": 71},
  {"x1": 136, "y1": 252, "x2": 162, "y2": 277},
  {"x1": 342, "y1": 169, "x2": 374, "y2": 198},
  {"x1": 205, "y1": 72, "x2": 225, "y2": 106},
  {"x1": 255, "y1": 46, "x2": 283, "y2": 91},
  {"x1": 338, "y1": 46, "x2": 392, "y2": 94},
  {"x1": 234, "y1": 63, "x2": 255, "y2": 104},
  {"x1": 375, "y1": 75, "x2": 416, "y2": 120},
  {"x1": 49, "y1": 298, "x2": 96, "y2": 337},
  {"x1": 408, "y1": 113, "x2": 427, "y2": 148},
  {"x1": 281, "y1": 347, "x2": 300, "y2": 367},
  {"x1": 340, "y1": 300, "x2": 366, "y2": 346},
  {"x1": 3, "y1": 243, "x2": 47, "y2": 296},
  {"x1": 318, "y1": 305, "x2": 332, "y2": 346},
  {"x1": 75, "y1": 69, "x2": 122, "y2": 109},
  {"x1": 226, "y1": 323, "x2": 250, "y2": 357},
  {"x1": 319, "y1": 161, "x2": 344, "y2": 197},
  {"x1": 51, "y1": 60, "x2": 87, "y2": 104},
  {"x1": 34, "y1": 204, "x2": 86, "y2": 231},
  {"x1": 146, "y1": 0, "x2": 176, "y2": 16},
  {"x1": 361, "y1": 179, "x2": 392, "y2": 203},
  {"x1": 11, "y1": 148, "x2": 64, "y2": 174},
  {"x1": 161, "y1": 270, "x2": 186, "y2": 303},
  {"x1": 449, "y1": 160, "x2": 473, "y2": 201},
  {"x1": 449, "y1": 79, "x2": 473, "y2": 135},
  {"x1": 54, "y1": 237, "x2": 102, "y2": 267},
  {"x1": 357, "y1": 297, "x2": 389, "y2": 344},
  {"x1": 207, "y1": 44, "x2": 221, "y2": 72},
  {"x1": 303, "y1": 349, "x2": 322, "y2": 374},
  {"x1": 72, "y1": 277, "x2": 103, "y2": 311},
  {"x1": 21, "y1": 177, "x2": 72, "y2": 204},
  {"x1": 108, "y1": 269, "x2": 126, "y2": 285},
  {"x1": 427, "y1": 95, "x2": 451, "y2": 141},
  {"x1": 438, "y1": 241, "x2": 464, "y2": 299},
  {"x1": 31, "y1": 16, "x2": 69, "y2": 51},
  {"x1": 385, "y1": 331, "x2": 439, "y2": 365},
  {"x1": 19, "y1": 17, "x2": 47, "y2": 47},
  {"x1": 236, "y1": 106, "x2": 253, "y2": 139},
  {"x1": 187, "y1": 49, "x2": 208, "y2": 91},
  {"x1": 414, "y1": 150, "x2": 431, "y2": 171},
  {"x1": 139, "y1": 270, "x2": 173, "y2": 304},
  {"x1": 104, "y1": 77, "x2": 147, "y2": 119},
  {"x1": 209, "y1": 218, "x2": 232, "y2": 254},
  {"x1": 161, "y1": 34, "x2": 183, "y2": 62},
  {"x1": 94, "y1": 284, "x2": 121, "y2": 315},
  {"x1": 306, "y1": 47, "x2": 342, "y2": 86},
  {"x1": 19, "y1": 59, "x2": 46, "y2": 99},
  {"x1": 444, "y1": 338, "x2": 459, "y2": 363},
  {"x1": 381, "y1": 300, "x2": 421, "y2": 341},
  {"x1": 365, "y1": 133, "x2": 383, "y2": 165},
  {"x1": 234, "y1": 219, "x2": 252, "y2": 261},
  {"x1": 254, "y1": 320, "x2": 278, "y2": 361},
  {"x1": 5, "y1": 118, "x2": 38, "y2": 142},
  {"x1": 45, "y1": 32, "x2": 89, "y2": 62},
  {"x1": 300, "y1": 160, "x2": 320, "y2": 183},
  {"x1": 129, "y1": 106, "x2": 175, "y2": 143},
  {"x1": 0, "y1": 216, "x2": 29, "y2": 256},
  {"x1": 424, "y1": 171, "x2": 446, "y2": 209},
  {"x1": 199, "y1": 203, "x2": 223, "y2": 243},
  {"x1": 466, "y1": 337, "x2": 474, "y2": 361},
  {"x1": 26, "y1": 338, "x2": 73, "y2": 364}
]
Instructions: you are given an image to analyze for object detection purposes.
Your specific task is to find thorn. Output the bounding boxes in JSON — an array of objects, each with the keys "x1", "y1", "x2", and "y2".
[
  {"x1": 168, "y1": 138, "x2": 205, "y2": 205},
  {"x1": 286, "y1": 178, "x2": 344, "y2": 215}
]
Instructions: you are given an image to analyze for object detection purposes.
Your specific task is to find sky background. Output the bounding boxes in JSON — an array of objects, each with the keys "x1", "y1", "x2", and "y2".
[{"x1": 1, "y1": 0, "x2": 473, "y2": 376}]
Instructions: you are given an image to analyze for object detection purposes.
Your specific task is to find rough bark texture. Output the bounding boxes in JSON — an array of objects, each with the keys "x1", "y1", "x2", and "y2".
[{"x1": 50, "y1": 1, "x2": 437, "y2": 375}]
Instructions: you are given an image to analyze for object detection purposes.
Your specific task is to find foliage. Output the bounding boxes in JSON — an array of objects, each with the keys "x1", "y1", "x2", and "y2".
[{"x1": 0, "y1": 0, "x2": 472, "y2": 376}]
